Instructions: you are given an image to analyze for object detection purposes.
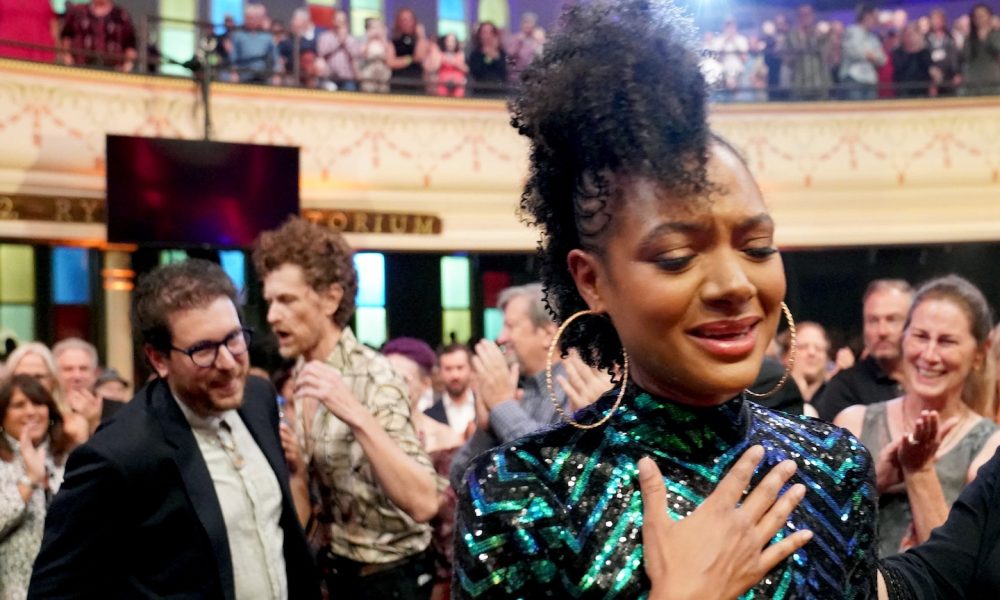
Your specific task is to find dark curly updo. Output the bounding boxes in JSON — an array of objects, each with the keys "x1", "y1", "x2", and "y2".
[{"x1": 512, "y1": 0, "x2": 713, "y2": 372}]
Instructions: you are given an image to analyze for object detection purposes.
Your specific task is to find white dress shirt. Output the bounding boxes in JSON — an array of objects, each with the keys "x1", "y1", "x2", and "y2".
[
  {"x1": 442, "y1": 390, "x2": 476, "y2": 435},
  {"x1": 174, "y1": 397, "x2": 287, "y2": 600}
]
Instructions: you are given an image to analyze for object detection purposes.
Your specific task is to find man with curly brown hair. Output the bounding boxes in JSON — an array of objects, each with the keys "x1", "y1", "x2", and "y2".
[{"x1": 252, "y1": 217, "x2": 439, "y2": 600}]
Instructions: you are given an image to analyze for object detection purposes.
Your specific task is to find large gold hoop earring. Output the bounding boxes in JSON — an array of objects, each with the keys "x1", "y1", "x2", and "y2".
[
  {"x1": 546, "y1": 309, "x2": 630, "y2": 430},
  {"x1": 746, "y1": 302, "x2": 796, "y2": 400}
]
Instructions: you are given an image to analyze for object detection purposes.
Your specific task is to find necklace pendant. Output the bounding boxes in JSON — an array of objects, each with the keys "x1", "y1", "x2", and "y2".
[{"x1": 232, "y1": 454, "x2": 245, "y2": 470}]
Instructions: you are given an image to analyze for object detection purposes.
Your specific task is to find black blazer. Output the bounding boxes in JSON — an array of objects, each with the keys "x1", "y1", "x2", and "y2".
[
  {"x1": 424, "y1": 397, "x2": 449, "y2": 426},
  {"x1": 28, "y1": 376, "x2": 319, "y2": 599}
]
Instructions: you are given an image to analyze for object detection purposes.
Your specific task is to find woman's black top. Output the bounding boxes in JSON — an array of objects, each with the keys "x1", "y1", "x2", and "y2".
[
  {"x1": 468, "y1": 49, "x2": 507, "y2": 95},
  {"x1": 391, "y1": 34, "x2": 422, "y2": 90},
  {"x1": 882, "y1": 447, "x2": 1000, "y2": 600}
]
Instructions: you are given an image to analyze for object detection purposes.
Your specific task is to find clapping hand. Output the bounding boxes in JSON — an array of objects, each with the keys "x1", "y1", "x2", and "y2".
[
  {"x1": 66, "y1": 388, "x2": 102, "y2": 428},
  {"x1": 640, "y1": 446, "x2": 812, "y2": 600},
  {"x1": 557, "y1": 349, "x2": 613, "y2": 412},
  {"x1": 19, "y1": 428, "x2": 48, "y2": 491},
  {"x1": 61, "y1": 410, "x2": 90, "y2": 447},
  {"x1": 471, "y1": 340, "x2": 518, "y2": 411},
  {"x1": 898, "y1": 410, "x2": 959, "y2": 474},
  {"x1": 874, "y1": 436, "x2": 905, "y2": 494}
]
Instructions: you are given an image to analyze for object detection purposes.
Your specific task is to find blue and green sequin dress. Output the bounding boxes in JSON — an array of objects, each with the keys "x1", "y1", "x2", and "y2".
[{"x1": 453, "y1": 385, "x2": 878, "y2": 599}]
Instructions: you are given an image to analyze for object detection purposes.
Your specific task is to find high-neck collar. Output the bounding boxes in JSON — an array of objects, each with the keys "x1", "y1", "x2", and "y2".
[{"x1": 583, "y1": 382, "x2": 750, "y2": 461}]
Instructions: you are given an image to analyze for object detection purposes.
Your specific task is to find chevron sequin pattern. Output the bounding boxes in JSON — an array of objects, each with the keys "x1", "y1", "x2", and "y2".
[{"x1": 453, "y1": 387, "x2": 878, "y2": 599}]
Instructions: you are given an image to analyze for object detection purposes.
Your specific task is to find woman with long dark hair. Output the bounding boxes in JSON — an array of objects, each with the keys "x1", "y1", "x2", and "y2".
[
  {"x1": 467, "y1": 21, "x2": 507, "y2": 97},
  {"x1": 388, "y1": 8, "x2": 428, "y2": 93},
  {"x1": 959, "y1": 3, "x2": 1000, "y2": 95},
  {"x1": 0, "y1": 375, "x2": 71, "y2": 599}
]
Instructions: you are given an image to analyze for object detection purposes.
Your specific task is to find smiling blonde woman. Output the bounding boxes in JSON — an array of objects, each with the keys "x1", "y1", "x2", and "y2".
[{"x1": 836, "y1": 275, "x2": 1000, "y2": 557}]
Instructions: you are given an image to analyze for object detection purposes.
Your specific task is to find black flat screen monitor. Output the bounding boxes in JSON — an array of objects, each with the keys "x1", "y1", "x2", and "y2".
[{"x1": 106, "y1": 136, "x2": 299, "y2": 247}]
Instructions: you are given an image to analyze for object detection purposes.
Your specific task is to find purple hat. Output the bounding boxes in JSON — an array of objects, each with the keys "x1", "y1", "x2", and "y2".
[{"x1": 382, "y1": 337, "x2": 437, "y2": 374}]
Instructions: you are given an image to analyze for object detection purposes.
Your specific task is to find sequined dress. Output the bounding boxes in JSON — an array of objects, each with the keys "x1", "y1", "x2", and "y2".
[{"x1": 453, "y1": 385, "x2": 879, "y2": 599}]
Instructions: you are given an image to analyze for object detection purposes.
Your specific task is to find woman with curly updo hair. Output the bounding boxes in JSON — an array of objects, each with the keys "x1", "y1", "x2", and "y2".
[{"x1": 452, "y1": 1, "x2": 880, "y2": 598}]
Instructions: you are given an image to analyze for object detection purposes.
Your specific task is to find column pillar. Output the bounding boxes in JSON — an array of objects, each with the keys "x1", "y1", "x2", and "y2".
[{"x1": 102, "y1": 251, "x2": 134, "y2": 390}]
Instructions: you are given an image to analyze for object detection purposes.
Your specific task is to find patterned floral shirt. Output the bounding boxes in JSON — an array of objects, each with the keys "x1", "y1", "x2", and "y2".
[{"x1": 301, "y1": 327, "x2": 439, "y2": 564}]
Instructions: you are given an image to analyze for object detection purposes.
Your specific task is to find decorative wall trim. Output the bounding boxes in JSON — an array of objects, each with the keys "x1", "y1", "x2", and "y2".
[{"x1": 2, "y1": 59, "x2": 999, "y2": 250}]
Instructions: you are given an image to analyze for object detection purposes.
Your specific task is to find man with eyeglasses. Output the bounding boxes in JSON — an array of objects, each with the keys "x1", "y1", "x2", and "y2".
[{"x1": 29, "y1": 259, "x2": 319, "y2": 599}]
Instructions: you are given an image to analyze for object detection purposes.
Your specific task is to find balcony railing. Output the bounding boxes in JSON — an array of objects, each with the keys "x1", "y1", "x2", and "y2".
[{"x1": 2, "y1": 16, "x2": 998, "y2": 103}]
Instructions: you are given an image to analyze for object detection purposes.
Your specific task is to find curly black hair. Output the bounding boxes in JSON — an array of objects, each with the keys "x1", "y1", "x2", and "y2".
[{"x1": 512, "y1": 0, "x2": 712, "y2": 373}]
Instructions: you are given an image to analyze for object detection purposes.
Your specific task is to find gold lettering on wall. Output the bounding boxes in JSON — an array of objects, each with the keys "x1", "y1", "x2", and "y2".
[
  {"x1": 54, "y1": 199, "x2": 72, "y2": 222},
  {"x1": 80, "y1": 199, "x2": 101, "y2": 223},
  {"x1": 388, "y1": 215, "x2": 407, "y2": 234},
  {"x1": 329, "y1": 211, "x2": 349, "y2": 231},
  {"x1": 0, "y1": 195, "x2": 105, "y2": 222},
  {"x1": 0, "y1": 197, "x2": 18, "y2": 220},
  {"x1": 352, "y1": 212, "x2": 371, "y2": 233},
  {"x1": 412, "y1": 216, "x2": 436, "y2": 235},
  {"x1": 298, "y1": 209, "x2": 441, "y2": 235},
  {"x1": 0, "y1": 199, "x2": 440, "y2": 236}
]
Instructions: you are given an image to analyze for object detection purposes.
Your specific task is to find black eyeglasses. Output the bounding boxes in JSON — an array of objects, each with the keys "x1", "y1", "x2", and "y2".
[{"x1": 170, "y1": 328, "x2": 253, "y2": 368}]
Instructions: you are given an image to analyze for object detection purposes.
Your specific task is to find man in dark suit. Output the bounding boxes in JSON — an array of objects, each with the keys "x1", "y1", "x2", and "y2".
[
  {"x1": 29, "y1": 259, "x2": 319, "y2": 599},
  {"x1": 424, "y1": 343, "x2": 475, "y2": 436}
]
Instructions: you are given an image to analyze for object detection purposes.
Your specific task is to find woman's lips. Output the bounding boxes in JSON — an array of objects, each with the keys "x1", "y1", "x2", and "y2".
[{"x1": 686, "y1": 317, "x2": 762, "y2": 359}]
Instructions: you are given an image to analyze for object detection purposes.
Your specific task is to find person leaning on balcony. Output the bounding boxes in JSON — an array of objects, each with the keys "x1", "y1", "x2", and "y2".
[
  {"x1": 783, "y1": 4, "x2": 832, "y2": 99},
  {"x1": 892, "y1": 23, "x2": 939, "y2": 97},
  {"x1": 316, "y1": 9, "x2": 361, "y2": 91},
  {"x1": 227, "y1": 3, "x2": 278, "y2": 84},
  {"x1": 959, "y1": 3, "x2": 1000, "y2": 95},
  {"x1": 59, "y1": 0, "x2": 137, "y2": 72},
  {"x1": 839, "y1": 4, "x2": 887, "y2": 99},
  {"x1": 389, "y1": 8, "x2": 429, "y2": 94},
  {"x1": 926, "y1": 9, "x2": 961, "y2": 95},
  {"x1": 468, "y1": 21, "x2": 508, "y2": 97}
]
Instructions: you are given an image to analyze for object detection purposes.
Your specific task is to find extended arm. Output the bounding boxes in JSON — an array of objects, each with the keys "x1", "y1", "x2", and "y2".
[
  {"x1": 900, "y1": 412, "x2": 960, "y2": 545},
  {"x1": 296, "y1": 362, "x2": 438, "y2": 523},
  {"x1": 879, "y1": 446, "x2": 1000, "y2": 600}
]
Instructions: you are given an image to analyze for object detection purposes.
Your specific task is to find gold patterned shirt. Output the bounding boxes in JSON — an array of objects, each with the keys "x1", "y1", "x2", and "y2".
[{"x1": 300, "y1": 328, "x2": 437, "y2": 564}]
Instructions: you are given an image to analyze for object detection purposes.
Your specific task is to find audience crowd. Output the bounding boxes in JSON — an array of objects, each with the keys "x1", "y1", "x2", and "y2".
[
  {"x1": 5, "y1": 1, "x2": 1000, "y2": 99},
  {"x1": 0, "y1": 0, "x2": 546, "y2": 98},
  {"x1": 0, "y1": 210, "x2": 997, "y2": 598},
  {"x1": 705, "y1": 2, "x2": 1000, "y2": 99}
]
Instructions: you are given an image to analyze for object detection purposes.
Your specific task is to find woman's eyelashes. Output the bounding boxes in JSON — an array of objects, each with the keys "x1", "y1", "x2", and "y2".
[
  {"x1": 655, "y1": 255, "x2": 695, "y2": 272},
  {"x1": 744, "y1": 246, "x2": 778, "y2": 259},
  {"x1": 654, "y1": 246, "x2": 776, "y2": 272}
]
